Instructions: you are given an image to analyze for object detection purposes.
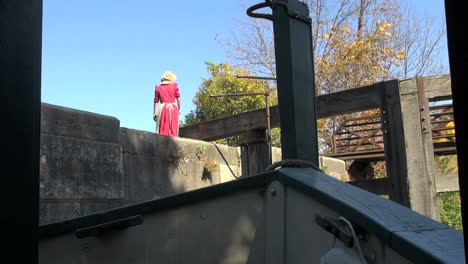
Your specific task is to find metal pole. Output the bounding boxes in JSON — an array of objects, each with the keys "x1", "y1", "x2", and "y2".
[
  {"x1": 332, "y1": 118, "x2": 336, "y2": 154},
  {"x1": 209, "y1": 92, "x2": 267, "y2": 97},
  {"x1": 209, "y1": 91, "x2": 273, "y2": 165},
  {"x1": 265, "y1": 92, "x2": 272, "y2": 164},
  {"x1": 236, "y1": 75, "x2": 277, "y2": 80}
]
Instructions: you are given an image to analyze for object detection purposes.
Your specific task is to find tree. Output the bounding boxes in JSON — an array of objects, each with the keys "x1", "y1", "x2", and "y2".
[
  {"x1": 223, "y1": 0, "x2": 446, "y2": 82},
  {"x1": 315, "y1": 21, "x2": 405, "y2": 94},
  {"x1": 218, "y1": 0, "x2": 447, "y2": 153},
  {"x1": 184, "y1": 62, "x2": 278, "y2": 146}
]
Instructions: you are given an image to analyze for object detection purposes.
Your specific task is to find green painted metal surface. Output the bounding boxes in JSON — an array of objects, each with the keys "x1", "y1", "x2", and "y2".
[{"x1": 271, "y1": 0, "x2": 319, "y2": 165}]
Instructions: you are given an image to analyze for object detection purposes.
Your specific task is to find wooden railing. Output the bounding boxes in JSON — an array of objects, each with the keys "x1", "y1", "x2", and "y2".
[{"x1": 328, "y1": 102, "x2": 456, "y2": 160}]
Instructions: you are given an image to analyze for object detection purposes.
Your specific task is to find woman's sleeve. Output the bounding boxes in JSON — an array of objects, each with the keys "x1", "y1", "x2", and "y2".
[
  {"x1": 174, "y1": 83, "x2": 181, "y2": 98},
  {"x1": 154, "y1": 85, "x2": 159, "y2": 103}
]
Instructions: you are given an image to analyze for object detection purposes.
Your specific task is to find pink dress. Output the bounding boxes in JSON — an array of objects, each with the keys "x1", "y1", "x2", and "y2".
[{"x1": 154, "y1": 83, "x2": 180, "y2": 136}]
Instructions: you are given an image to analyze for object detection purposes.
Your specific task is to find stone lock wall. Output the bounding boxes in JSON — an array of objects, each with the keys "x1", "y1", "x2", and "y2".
[
  {"x1": 39, "y1": 103, "x2": 241, "y2": 224},
  {"x1": 39, "y1": 103, "x2": 348, "y2": 225}
]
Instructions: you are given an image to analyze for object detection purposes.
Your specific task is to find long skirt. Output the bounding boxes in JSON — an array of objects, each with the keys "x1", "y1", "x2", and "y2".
[{"x1": 156, "y1": 103, "x2": 179, "y2": 137}]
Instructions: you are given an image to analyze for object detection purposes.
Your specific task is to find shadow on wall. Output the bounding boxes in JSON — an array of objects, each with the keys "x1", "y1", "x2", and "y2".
[
  {"x1": 39, "y1": 184, "x2": 268, "y2": 264},
  {"x1": 39, "y1": 103, "x2": 241, "y2": 225},
  {"x1": 143, "y1": 189, "x2": 266, "y2": 263},
  {"x1": 119, "y1": 128, "x2": 242, "y2": 201}
]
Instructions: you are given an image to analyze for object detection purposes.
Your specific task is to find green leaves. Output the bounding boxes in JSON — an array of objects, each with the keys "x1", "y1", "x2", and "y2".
[{"x1": 184, "y1": 62, "x2": 277, "y2": 146}]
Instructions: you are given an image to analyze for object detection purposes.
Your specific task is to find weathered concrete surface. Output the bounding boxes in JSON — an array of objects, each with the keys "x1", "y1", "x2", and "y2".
[
  {"x1": 39, "y1": 201, "x2": 81, "y2": 224},
  {"x1": 119, "y1": 128, "x2": 241, "y2": 201},
  {"x1": 40, "y1": 134, "x2": 124, "y2": 199},
  {"x1": 39, "y1": 103, "x2": 348, "y2": 225},
  {"x1": 41, "y1": 103, "x2": 120, "y2": 143},
  {"x1": 320, "y1": 156, "x2": 350, "y2": 181},
  {"x1": 40, "y1": 103, "x2": 241, "y2": 224}
]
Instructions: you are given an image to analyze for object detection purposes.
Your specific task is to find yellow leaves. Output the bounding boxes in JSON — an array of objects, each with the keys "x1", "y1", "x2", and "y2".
[{"x1": 315, "y1": 20, "x2": 404, "y2": 93}]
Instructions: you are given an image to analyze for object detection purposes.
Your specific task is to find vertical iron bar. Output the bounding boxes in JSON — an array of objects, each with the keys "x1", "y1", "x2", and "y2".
[
  {"x1": 266, "y1": 93, "x2": 272, "y2": 164},
  {"x1": 271, "y1": 0, "x2": 319, "y2": 165},
  {"x1": 332, "y1": 118, "x2": 337, "y2": 154}
]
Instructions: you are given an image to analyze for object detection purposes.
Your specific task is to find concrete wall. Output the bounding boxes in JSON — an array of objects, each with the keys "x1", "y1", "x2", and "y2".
[
  {"x1": 40, "y1": 103, "x2": 348, "y2": 225},
  {"x1": 40, "y1": 103, "x2": 241, "y2": 225}
]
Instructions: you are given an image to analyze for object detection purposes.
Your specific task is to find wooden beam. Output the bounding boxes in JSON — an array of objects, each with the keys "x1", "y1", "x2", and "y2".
[
  {"x1": 420, "y1": 75, "x2": 451, "y2": 101},
  {"x1": 381, "y1": 79, "x2": 440, "y2": 220},
  {"x1": 316, "y1": 82, "x2": 383, "y2": 117},
  {"x1": 348, "y1": 178, "x2": 390, "y2": 195},
  {"x1": 180, "y1": 75, "x2": 450, "y2": 142},
  {"x1": 349, "y1": 173, "x2": 460, "y2": 195},
  {"x1": 245, "y1": 129, "x2": 269, "y2": 176},
  {"x1": 179, "y1": 107, "x2": 279, "y2": 141},
  {"x1": 436, "y1": 173, "x2": 460, "y2": 193},
  {"x1": 400, "y1": 75, "x2": 451, "y2": 102},
  {"x1": 180, "y1": 82, "x2": 384, "y2": 141}
]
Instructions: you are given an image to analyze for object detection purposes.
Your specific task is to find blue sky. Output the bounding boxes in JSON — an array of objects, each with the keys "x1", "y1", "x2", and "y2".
[{"x1": 41, "y1": 0, "x2": 447, "y2": 133}]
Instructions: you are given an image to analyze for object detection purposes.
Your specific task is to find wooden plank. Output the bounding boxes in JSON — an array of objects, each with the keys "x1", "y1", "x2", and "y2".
[
  {"x1": 381, "y1": 80, "x2": 413, "y2": 210},
  {"x1": 179, "y1": 107, "x2": 278, "y2": 141},
  {"x1": 348, "y1": 173, "x2": 460, "y2": 195},
  {"x1": 245, "y1": 129, "x2": 269, "y2": 176},
  {"x1": 180, "y1": 75, "x2": 448, "y2": 142},
  {"x1": 180, "y1": 82, "x2": 384, "y2": 141},
  {"x1": 381, "y1": 79, "x2": 440, "y2": 220},
  {"x1": 316, "y1": 82, "x2": 383, "y2": 117},
  {"x1": 400, "y1": 75, "x2": 452, "y2": 101},
  {"x1": 348, "y1": 178, "x2": 390, "y2": 195},
  {"x1": 436, "y1": 173, "x2": 460, "y2": 193},
  {"x1": 423, "y1": 75, "x2": 452, "y2": 101}
]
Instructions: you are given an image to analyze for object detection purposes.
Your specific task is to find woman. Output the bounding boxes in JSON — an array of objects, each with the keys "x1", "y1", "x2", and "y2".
[{"x1": 153, "y1": 71, "x2": 181, "y2": 137}]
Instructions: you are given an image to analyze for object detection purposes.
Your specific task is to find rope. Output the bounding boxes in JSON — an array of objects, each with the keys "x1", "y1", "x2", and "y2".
[
  {"x1": 266, "y1": 159, "x2": 322, "y2": 172},
  {"x1": 338, "y1": 216, "x2": 368, "y2": 264}
]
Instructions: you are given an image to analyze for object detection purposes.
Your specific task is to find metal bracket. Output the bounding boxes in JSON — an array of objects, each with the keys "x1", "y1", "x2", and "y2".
[
  {"x1": 416, "y1": 76, "x2": 431, "y2": 134},
  {"x1": 315, "y1": 215, "x2": 365, "y2": 248},
  {"x1": 75, "y1": 215, "x2": 143, "y2": 239},
  {"x1": 247, "y1": 1, "x2": 312, "y2": 24}
]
